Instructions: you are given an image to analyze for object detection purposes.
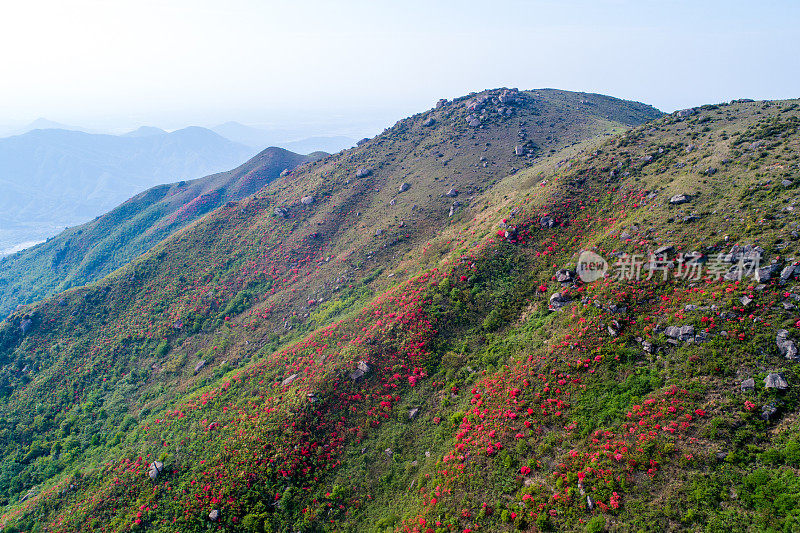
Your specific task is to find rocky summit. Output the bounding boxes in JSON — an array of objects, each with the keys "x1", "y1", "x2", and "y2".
[{"x1": 1, "y1": 92, "x2": 800, "y2": 532}]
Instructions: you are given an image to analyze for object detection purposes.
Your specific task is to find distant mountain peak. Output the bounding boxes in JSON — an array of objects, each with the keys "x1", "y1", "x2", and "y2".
[
  {"x1": 16, "y1": 118, "x2": 86, "y2": 135},
  {"x1": 26, "y1": 117, "x2": 73, "y2": 130},
  {"x1": 123, "y1": 126, "x2": 167, "y2": 137}
]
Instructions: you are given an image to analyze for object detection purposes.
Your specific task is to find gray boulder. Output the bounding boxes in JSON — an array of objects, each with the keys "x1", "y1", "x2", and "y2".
[
  {"x1": 777, "y1": 330, "x2": 798, "y2": 361},
  {"x1": 350, "y1": 361, "x2": 371, "y2": 381},
  {"x1": 300, "y1": 195, "x2": 315, "y2": 205},
  {"x1": 725, "y1": 244, "x2": 763, "y2": 264},
  {"x1": 449, "y1": 202, "x2": 462, "y2": 217},
  {"x1": 549, "y1": 292, "x2": 571, "y2": 311},
  {"x1": 653, "y1": 245, "x2": 674, "y2": 256},
  {"x1": 764, "y1": 372, "x2": 789, "y2": 390},
  {"x1": 555, "y1": 269, "x2": 576, "y2": 283},
  {"x1": 741, "y1": 378, "x2": 755, "y2": 392},
  {"x1": 665, "y1": 325, "x2": 695, "y2": 342},
  {"x1": 148, "y1": 461, "x2": 163, "y2": 480},
  {"x1": 398, "y1": 182, "x2": 411, "y2": 193},
  {"x1": 756, "y1": 263, "x2": 783, "y2": 282},
  {"x1": 761, "y1": 402, "x2": 779, "y2": 421},
  {"x1": 780, "y1": 262, "x2": 799, "y2": 281},
  {"x1": 422, "y1": 117, "x2": 436, "y2": 127},
  {"x1": 356, "y1": 167, "x2": 372, "y2": 178},
  {"x1": 669, "y1": 194, "x2": 689, "y2": 205},
  {"x1": 282, "y1": 373, "x2": 299, "y2": 386}
]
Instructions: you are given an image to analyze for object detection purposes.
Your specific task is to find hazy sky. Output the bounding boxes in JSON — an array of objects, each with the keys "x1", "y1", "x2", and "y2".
[{"x1": 1, "y1": 0, "x2": 797, "y2": 133}]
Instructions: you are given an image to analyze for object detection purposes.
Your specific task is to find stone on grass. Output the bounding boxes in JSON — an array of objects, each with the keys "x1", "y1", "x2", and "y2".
[
  {"x1": 764, "y1": 372, "x2": 788, "y2": 390},
  {"x1": 669, "y1": 194, "x2": 689, "y2": 205},
  {"x1": 549, "y1": 292, "x2": 571, "y2": 311},
  {"x1": 148, "y1": 461, "x2": 163, "y2": 480},
  {"x1": 777, "y1": 330, "x2": 798, "y2": 361}
]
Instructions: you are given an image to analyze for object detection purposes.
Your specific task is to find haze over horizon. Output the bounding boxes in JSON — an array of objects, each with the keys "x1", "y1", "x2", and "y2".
[{"x1": 1, "y1": 0, "x2": 797, "y2": 136}]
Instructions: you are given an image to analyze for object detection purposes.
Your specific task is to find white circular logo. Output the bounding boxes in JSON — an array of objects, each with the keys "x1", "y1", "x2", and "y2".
[{"x1": 577, "y1": 250, "x2": 608, "y2": 282}]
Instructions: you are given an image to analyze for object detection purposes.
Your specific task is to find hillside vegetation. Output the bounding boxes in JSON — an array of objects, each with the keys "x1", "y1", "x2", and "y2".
[{"x1": 5, "y1": 91, "x2": 800, "y2": 532}]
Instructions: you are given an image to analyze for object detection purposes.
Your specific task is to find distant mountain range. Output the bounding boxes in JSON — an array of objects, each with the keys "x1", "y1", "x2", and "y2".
[
  {"x1": 210, "y1": 121, "x2": 356, "y2": 153},
  {"x1": 0, "y1": 146, "x2": 326, "y2": 316},
  {"x1": 0, "y1": 126, "x2": 258, "y2": 255},
  {"x1": 0, "y1": 118, "x2": 93, "y2": 137},
  {"x1": 0, "y1": 120, "x2": 356, "y2": 257}
]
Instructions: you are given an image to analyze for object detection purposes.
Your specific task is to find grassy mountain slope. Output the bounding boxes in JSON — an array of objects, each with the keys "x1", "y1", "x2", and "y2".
[
  {"x1": 20, "y1": 89, "x2": 796, "y2": 532},
  {"x1": 0, "y1": 147, "x2": 325, "y2": 318},
  {"x1": 6, "y1": 95, "x2": 800, "y2": 532}
]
